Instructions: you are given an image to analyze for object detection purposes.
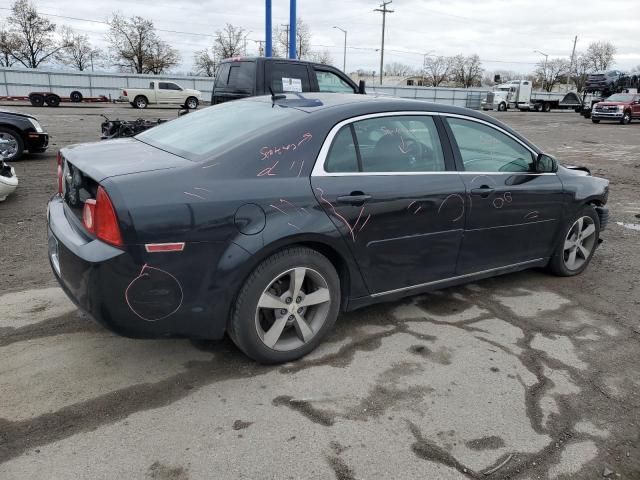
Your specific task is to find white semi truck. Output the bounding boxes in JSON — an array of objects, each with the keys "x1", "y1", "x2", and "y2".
[{"x1": 481, "y1": 80, "x2": 587, "y2": 112}]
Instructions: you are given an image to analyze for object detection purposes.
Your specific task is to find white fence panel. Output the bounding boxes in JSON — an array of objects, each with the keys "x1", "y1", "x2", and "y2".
[
  {"x1": 367, "y1": 85, "x2": 491, "y2": 110},
  {"x1": 0, "y1": 67, "x2": 215, "y2": 101}
]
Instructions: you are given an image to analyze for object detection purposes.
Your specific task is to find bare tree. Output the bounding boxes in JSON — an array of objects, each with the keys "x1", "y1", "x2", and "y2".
[
  {"x1": 193, "y1": 48, "x2": 217, "y2": 76},
  {"x1": 482, "y1": 69, "x2": 519, "y2": 86},
  {"x1": 584, "y1": 41, "x2": 616, "y2": 72},
  {"x1": 452, "y1": 54, "x2": 484, "y2": 88},
  {"x1": 214, "y1": 23, "x2": 245, "y2": 60},
  {"x1": 107, "y1": 14, "x2": 178, "y2": 74},
  {"x1": 276, "y1": 18, "x2": 311, "y2": 59},
  {"x1": 572, "y1": 53, "x2": 592, "y2": 92},
  {"x1": 57, "y1": 27, "x2": 102, "y2": 71},
  {"x1": 423, "y1": 55, "x2": 453, "y2": 87},
  {"x1": 0, "y1": 23, "x2": 19, "y2": 67},
  {"x1": 2, "y1": 0, "x2": 70, "y2": 68},
  {"x1": 305, "y1": 49, "x2": 333, "y2": 65},
  {"x1": 384, "y1": 62, "x2": 414, "y2": 77},
  {"x1": 144, "y1": 40, "x2": 180, "y2": 74},
  {"x1": 536, "y1": 57, "x2": 569, "y2": 92}
]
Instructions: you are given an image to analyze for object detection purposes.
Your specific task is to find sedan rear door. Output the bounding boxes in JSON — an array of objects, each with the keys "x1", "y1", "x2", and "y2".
[
  {"x1": 311, "y1": 113, "x2": 467, "y2": 295},
  {"x1": 443, "y1": 115, "x2": 564, "y2": 274}
]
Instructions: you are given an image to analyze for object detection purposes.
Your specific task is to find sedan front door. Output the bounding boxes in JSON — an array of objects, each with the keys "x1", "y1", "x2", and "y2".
[
  {"x1": 443, "y1": 115, "x2": 565, "y2": 274},
  {"x1": 311, "y1": 113, "x2": 467, "y2": 295}
]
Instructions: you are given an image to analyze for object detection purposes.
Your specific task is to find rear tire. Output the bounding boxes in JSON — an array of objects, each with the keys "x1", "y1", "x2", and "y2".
[
  {"x1": 542, "y1": 102, "x2": 551, "y2": 112},
  {"x1": 134, "y1": 96, "x2": 148, "y2": 109},
  {"x1": 45, "y1": 94, "x2": 60, "y2": 107},
  {"x1": 228, "y1": 247, "x2": 340, "y2": 364},
  {"x1": 0, "y1": 127, "x2": 24, "y2": 161},
  {"x1": 548, "y1": 205, "x2": 600, "y2": 277},
  {"x1": 70, "y1": 91, "x2": 83, "y2": 102},
  {"x1": 29, "y1": 94, "x2": 45, "y2": 107}
]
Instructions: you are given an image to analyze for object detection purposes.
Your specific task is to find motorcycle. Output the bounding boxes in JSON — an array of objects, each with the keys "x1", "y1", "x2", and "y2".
[{"x1": 100, "y1": 103, "x2": 193, "y2": 140}]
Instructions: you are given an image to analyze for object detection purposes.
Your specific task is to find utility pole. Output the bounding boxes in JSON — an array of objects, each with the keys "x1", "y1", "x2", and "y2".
[
  {"x1": 281, "y1": 23, "x2": 290, "y2": 56},
  {"x1": 534, "y1": 49, "x2": 549, "y2": 91},
  {"x1": 374, "y1": 0, "x2": 394, "y2": 85},
  {"x1": 255, "y1": 40, "x2": 266, "y2": 56},
  {"x1": 333, "y1": 26, "x2": 347, "y2": 72},
  {"x1": 567, "y1": 35, "x2": 578, "y2": 92}
]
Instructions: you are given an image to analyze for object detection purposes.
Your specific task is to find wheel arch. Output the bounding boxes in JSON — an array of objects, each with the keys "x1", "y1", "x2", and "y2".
[{"x1": 224, "y1": 234, "x2": 366, "y2": 314}]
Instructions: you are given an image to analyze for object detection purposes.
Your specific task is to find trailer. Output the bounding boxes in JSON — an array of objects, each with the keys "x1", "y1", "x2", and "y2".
[
  {"x1": 0, "y1": 91, "x2": 109, "y2": 107},
  {"x1": 578, "y1": 72, "x2": 640, "y2": 118},
  {"x1": 481, "y1": 80, "x2": 589, "y2": 112}
]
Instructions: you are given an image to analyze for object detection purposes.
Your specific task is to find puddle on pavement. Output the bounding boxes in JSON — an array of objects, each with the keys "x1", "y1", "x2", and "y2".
[{"x1": 616, "y1": 222, "x2": 640, "y2": 231}]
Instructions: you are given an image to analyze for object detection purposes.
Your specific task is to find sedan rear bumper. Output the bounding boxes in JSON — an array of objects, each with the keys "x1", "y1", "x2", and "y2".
[
  {"x1": 47, "y1": 196, "x2": 237, "y2": 339},
  {"x1": 25, "y1": 132, "x2": 48, "y2": 152}
]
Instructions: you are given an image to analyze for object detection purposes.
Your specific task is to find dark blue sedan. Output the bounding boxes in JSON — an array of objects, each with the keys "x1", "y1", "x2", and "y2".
[{"x1": 48, "y1": 94, "x2": 609, "y2": 363}]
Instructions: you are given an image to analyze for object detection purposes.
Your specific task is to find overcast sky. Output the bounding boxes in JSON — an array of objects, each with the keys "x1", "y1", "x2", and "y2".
[{"x1": 8, "y1": 0, "x2": 640, "y2": 75}]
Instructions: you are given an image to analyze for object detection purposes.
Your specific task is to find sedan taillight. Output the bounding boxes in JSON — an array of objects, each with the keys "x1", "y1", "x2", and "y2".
[
  {"x1": 82, "y1": 186, "x2": 123, "y2": 247},
  {"x1": 57, "y1": 151, "x2": 63, "y2": 195},
  {"x1": 123, "y1": 90, "x2": 127, "y2": 96}
]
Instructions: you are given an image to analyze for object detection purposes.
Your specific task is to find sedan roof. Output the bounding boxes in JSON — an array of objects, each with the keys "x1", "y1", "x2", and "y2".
[{"x1": 245, "y1": 93, "x2": 537, "y2": 151}]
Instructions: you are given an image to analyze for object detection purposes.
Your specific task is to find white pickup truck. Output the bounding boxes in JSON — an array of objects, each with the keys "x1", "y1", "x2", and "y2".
[{"x1": 120, "y1": 81, "x2": 202, "y2": 109}]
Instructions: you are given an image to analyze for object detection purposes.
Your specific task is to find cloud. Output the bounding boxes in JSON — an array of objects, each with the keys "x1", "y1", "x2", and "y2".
[{"x1": 22, "y1": 0, "x2": 640, "y2": 73}]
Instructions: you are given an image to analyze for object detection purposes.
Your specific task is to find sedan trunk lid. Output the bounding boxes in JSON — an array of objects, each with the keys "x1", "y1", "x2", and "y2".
[{"x1": 61, "y1": 138, "x2": 193, "y2": 183}]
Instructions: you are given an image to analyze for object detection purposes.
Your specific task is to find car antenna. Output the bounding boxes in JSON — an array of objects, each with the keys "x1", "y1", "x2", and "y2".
[{"x1": 269, "y1": 87, "x2": 286, "y2": 105}]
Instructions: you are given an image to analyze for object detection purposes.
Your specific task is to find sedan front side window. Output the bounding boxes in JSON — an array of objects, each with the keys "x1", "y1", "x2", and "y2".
[{"x1": 446, "y1": 117, "x2": 535, "y2": 173}]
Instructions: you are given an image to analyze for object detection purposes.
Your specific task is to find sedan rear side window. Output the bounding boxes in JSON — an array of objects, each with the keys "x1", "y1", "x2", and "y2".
[
  {"x1": 325, "y1": 115, "x2": 446, "y2": 173},
  {"x1": 446, "y1": 118, "x2": 535, "y2": 172}
]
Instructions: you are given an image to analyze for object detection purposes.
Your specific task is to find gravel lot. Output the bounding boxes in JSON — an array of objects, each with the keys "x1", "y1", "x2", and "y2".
[{"x1": 0, "y1": 103, "x2": 639, "y2": 480}]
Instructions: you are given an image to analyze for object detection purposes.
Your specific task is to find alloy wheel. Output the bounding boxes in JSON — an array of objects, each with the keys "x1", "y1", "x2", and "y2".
[
  {"x1": 255, "y1": 267, "x2": 331, "y2": 351},
  {"x1": 187, "y1": 98, "x2": 197, "y2": 109},
  {"x1": 563, "y1": 216, "x2": 597, "y2": 271},
  {"x1": 0, "y1": 132, "x2": 19, "y2": 160}
]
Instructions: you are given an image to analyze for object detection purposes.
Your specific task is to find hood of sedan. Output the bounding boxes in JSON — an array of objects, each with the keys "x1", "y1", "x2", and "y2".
[{"x1": 61, "y1": 138, "x2": 194, "y2": 182}]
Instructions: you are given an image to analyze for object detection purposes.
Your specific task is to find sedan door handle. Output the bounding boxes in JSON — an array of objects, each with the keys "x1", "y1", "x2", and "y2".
[
  {"x1": 471, "y1": 186, "x2": 495, "y2": 198},
  {"x1": 336, "y1": 192, "x2": 372, "y2": 205}
]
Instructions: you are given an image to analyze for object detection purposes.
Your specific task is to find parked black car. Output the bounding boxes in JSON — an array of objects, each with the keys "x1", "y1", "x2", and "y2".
[
  {"x1": 211, "y1": 57, "x2": 365, "y2": 104},
  {"x1": 48, "y1": 94, "x2": 609, "y2": 363},
  {"x1": 0, "y1": 109, "x2": 49, "y2": 161}
]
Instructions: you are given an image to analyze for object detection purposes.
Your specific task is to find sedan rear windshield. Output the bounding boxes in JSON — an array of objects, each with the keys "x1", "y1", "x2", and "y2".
[{"x1": 136, "y1": 100, "x2": 305, "y2": 161}]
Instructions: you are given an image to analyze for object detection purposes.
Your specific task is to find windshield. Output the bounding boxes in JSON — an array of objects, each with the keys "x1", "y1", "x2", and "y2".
[
  {"x1": 605, "y1": 94, "x2": 634, "y2": 102},
  {"x1": 136, "y1": 100, "x2": 306, "y2": 161}
]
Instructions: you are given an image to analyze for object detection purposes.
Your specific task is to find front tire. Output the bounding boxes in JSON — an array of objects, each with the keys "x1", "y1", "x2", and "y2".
[
  {"x1": 228, "y1": 247, "x2": 340, "y2": 364},
  {"x1": 620, "y1": 111, "x2": 631, "y2": 124},
  {"x1": 134, "y1": 96, "x2": 148, "y2": 109},
  {"x1": 591, "y1": 118, "x2": 600, "y2": 123},
  {"x1": 548, "y1": 205, "x2": 600, "y2": 277},
  {"x1": 0, "y1": 127, "x2": 24, "y2": 161},
  {"x1": 498, "y1": 102, "x2": 507, "y2": 112},
  {"x1": 185, "y1": 96, "x2": 199, "y2": 109}
]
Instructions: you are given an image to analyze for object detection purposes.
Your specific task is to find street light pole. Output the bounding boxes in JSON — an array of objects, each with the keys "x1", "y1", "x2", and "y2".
[
  {"x1": 333, "y1": 26, "x2": 347, "y2": 72},
  {"x1": 534, "y1": 49, "x2": 549, "y2": 90},
  {"x1": 374, "y1": 0, "x2": 394, "y2": 85}
]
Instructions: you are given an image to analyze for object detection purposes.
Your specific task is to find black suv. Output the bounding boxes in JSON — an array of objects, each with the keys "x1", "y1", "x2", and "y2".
[{"x1": 211, "y1": 57, "x2": 365, "y2": 104}]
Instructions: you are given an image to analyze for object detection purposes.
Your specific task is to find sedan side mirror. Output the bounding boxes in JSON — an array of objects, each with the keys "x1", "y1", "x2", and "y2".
[
  {"x1": 358, "y1": 80, "x2": 366, "y2": 95},
  {"x1": 535, "y1": 153, "x2": 557, "y2": 173}
]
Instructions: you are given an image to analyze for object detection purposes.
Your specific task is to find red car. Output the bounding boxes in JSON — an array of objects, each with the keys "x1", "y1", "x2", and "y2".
[{"x1": 591, "y1": 92, "x2": 640, "y2": 124}]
